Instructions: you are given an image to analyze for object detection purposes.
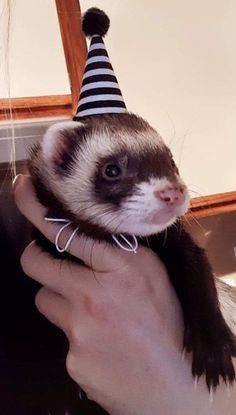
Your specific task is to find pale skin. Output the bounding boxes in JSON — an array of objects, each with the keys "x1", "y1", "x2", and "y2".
[{"x1": 14, "y1": 175, "x2": 236, "y2": 415}]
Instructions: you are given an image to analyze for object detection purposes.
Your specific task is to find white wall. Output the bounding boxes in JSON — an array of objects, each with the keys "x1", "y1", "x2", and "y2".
[{"x1": 1, "y1": 0, "x2": 236, "y2": 197}]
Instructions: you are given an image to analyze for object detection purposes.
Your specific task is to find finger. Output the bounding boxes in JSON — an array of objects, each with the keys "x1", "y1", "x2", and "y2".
[
  {"x1": 14, "y1": 175, "x2": 127, "y2": 272},
  {"x1": 21, "y1": 241, "x2": 88, "y2": 295},
  {"x1": 35, "y1": 286, "x2": 70, "y2": 335},
  {"x1": 14, "y1": 174, "x2": 61, "y2": 242}
]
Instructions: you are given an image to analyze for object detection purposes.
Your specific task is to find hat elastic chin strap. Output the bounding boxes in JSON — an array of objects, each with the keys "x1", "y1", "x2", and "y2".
[{"x1": 44, "y1": 217, "x2": 138, "y2": 254}]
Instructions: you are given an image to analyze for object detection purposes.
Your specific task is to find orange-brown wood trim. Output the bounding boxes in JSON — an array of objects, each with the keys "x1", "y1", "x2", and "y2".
[
  {"x1": 55, "y1": 0, "x2": 87, "y2": 113},
  {"x1": 0, "y1": 95, "x2": 72, "y2": 120},
  {"x1": 186, "y1": 191, "x2": 236, "y2": 219}
]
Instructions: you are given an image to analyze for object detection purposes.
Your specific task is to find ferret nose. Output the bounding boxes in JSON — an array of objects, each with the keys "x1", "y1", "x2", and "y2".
[{"x1": 154, "y1": 185, "x2": 185, "y2": 206}]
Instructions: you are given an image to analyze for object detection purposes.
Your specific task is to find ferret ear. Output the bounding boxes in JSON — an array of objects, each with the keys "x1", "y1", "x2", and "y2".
[{"x1": 42, "y1": 121, "x2": 85, "y2": 172}]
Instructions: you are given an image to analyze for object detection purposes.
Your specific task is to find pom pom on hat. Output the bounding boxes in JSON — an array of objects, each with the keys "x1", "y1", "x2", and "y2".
[{"x1": 82, "y1": 7, "x2": 110, "y2": 38}]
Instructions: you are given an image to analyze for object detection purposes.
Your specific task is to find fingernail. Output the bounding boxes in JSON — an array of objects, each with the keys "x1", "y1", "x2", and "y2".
[{"x1": 12, "y1": 174, "x2": 22, "y2": 190}]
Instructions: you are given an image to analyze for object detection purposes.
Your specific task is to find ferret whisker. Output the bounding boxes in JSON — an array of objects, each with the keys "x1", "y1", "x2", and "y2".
[
  {"x1": 76, "y1": 200, "x2": 103, "y2": 208},
  {"x1": 103, "y1": 211, "x2": 128, "y2": 233},
  {"x1": 137, "y1": 235, "x2": 147, "y2": 244},
  {"x1": 74, "y1": 204, "x2": 100, "y2": 217},
  {"x1": 93, "y1": 208, "x2": 121, "y2": 223},
  {"x1": 188, "y1": 189, "x2": 203, "y2": 198},
  {"x1": 117, "y1": 213, "x2": 135, "y2": 232},
  {"x1": 165, "y1": 112, "x2": 176, "y2": 148},
  {"x1": 163, "y1": 228, "x2": 168, "y2": 246},
  {"x1": 172, "y1": 221, "x2": 181, "y2": 236},
  {"x1": 172, "y1": 222, "x2": 178, "y2": 231},
  {"x1": 124, "y1": 198, "x2": 144, "y2": 204},
  {"x1": 172, "y1": 129, "x2": 190, "y2": 170},
  {"x1": 178, "y1": 219, "x2": 184, "y2": 235},
  {"x1": 109, "y1": 212, "x2": 134, "y2": 236},
  {"x1": 85, "y1": 207, "x2": 124, "y2": 234},
  {"x1": 78, "y1": 206, "x2": 108, "y2": 217},
  {"x1": 123, "y1": 199, "x2": 138, "y2": 203},
  {"x1": 77, "y1": 203, "x2": 113, "y2": 218},
  {"x1": 122, "y1": 205, "x2": 148, "y2": 213},
  {"x1": 187, "y1": 183, "x2": 205, "y2": 194},
  {"x1": 145, "y1": 236, "x2": 151, "y2": 249},
  {"x1": 182, "y1": 214, "x2": 192, "y2": 228},
  {"x1": 187, "y1": 212, "x2": 206, "y2": 231}
]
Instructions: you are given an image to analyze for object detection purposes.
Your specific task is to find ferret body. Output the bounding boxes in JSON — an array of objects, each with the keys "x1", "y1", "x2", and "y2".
[{"x1": 29, "y1": 112, "x2": 236, "y2": 391}]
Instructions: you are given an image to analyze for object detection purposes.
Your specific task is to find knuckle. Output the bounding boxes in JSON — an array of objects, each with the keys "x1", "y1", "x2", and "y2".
[
  {"x1": 20, "y1": 244, "x2": 34, "y2": 275},
  {"x1": 83, "y1": 294, "x2": 109, "y2": 322},
  {"x1": 70, "y1": 326, "x2": 80, "y2": 346},
  {"x1": 20, "y1": 242, "x2": 46, "y2": 276},
  {"x1": 66, "y1": 352, "x2": 78, "y2": 380},
  {"x1": 35, "y1": 288, "x2": 46, "y2": 312}
]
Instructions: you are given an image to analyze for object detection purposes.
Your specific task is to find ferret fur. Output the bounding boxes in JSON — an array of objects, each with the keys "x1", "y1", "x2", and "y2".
[{"x1": 29, "y1": 112, "x2": 236, "y2": 391}]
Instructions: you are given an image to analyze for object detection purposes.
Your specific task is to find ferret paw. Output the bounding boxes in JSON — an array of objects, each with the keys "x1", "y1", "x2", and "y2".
[{"x1": 184, "y1": 319, "x2": 236, "y2": 390}]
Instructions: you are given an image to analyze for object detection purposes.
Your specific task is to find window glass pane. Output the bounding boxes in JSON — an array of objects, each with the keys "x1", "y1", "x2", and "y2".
[{"x1": 0, "y1": 0, "x2": 70, "y2": 98}]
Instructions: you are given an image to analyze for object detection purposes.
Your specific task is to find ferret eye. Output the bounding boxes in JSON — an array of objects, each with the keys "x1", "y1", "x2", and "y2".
[{"x1": 103, "y1": 164, "x2": 122, "y2": 179}]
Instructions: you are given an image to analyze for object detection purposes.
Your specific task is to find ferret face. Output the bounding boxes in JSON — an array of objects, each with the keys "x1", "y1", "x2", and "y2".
[{"x1": 38, "y1": 113, "x2": 189, "y2": 237}]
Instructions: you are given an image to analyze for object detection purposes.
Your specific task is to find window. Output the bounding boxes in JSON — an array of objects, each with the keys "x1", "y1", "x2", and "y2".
[{"x1": 0, "y1": 0, "x2": 87, "y2": 120}]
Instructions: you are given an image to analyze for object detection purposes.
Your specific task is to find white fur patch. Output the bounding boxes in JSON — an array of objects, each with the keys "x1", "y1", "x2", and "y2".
[
  {"x1": 42, "y1": 121, "x2": 83, "y2": 160},
  {"x1": 117, "y1": 177, "x2": 190, "y2": 235}
]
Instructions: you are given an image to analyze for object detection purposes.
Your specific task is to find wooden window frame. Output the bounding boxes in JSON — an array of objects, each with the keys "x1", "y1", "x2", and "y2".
[
  {"x1": 0, "y1": 0, "x2": 87, "y2": 120},
  {"x1": 186, "y1": 191, "x2": 236, "y2": 219},
  {"x1": 0, "y1": 0, "x2": 235, "y2": 217}
]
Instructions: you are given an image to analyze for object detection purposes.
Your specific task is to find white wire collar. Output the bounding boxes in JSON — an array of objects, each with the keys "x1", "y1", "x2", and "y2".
[{"x1": 44, "y1": 217, "x2": 138, "y2": 254}]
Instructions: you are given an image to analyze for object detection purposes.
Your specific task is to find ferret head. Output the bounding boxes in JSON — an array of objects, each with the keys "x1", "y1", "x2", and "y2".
[{"x1": 31, "y1": 113, "x2": 189, "y2": 238}]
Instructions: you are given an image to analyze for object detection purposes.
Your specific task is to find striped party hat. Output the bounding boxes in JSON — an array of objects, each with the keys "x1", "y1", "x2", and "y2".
[{"x1": 74, "y1": 8, "x2": 127, "y2": 119}]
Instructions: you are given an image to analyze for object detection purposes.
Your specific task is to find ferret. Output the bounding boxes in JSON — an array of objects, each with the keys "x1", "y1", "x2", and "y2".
[
  {"x1": 29, "y1": 112, "x2": 236, "y2": 391},
  {"x1": 28, "y1": 7, "x2": 236, "y2": 395}
]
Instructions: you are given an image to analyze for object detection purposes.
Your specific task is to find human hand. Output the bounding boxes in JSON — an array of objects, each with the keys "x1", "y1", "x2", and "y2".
[{"x1": 14, "y1": 175, "x2": 236, "y2": 415}]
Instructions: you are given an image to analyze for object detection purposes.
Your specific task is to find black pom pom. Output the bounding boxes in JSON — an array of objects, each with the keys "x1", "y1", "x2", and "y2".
[{"x1": 82, "y1": 7, "x2": 110, "y2": 38}]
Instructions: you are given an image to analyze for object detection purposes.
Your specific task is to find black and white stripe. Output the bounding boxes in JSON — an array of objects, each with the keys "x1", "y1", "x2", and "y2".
[{"x1": 75, "y1": 36, "x2": 127, "y2": 118}]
